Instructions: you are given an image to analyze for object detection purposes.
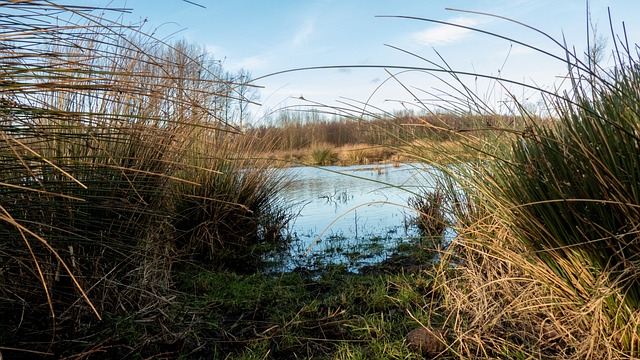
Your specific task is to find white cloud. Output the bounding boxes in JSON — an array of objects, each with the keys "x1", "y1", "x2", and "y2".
[
  {"x1": 227, "y1": 55, "x2": 271, "y2": 72},
  {"x1": 412, "y1": 17, "x2": 480, "y2": 46},
  {"x1": 203, "y1": 44, "x2": 233, "y2": 65},
  {"x1": 204, "y1": 43, "x2": 225, "y2": 56},
  {"x1": 292, "y1": 19, "x2": 314, "y2": 48}
]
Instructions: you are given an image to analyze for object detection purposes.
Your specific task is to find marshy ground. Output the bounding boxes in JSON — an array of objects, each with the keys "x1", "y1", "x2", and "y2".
[{"x1": 2, "y1": 241, "x2": 444, "y2": 359}]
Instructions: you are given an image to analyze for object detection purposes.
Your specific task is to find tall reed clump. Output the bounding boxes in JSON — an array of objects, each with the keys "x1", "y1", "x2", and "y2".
[
  {"x1": 408, "y1": 189, "x2": 448, "y2": 243},
  {"x1": 0, "y1": 2, "x2": 291, "y2": 352},
  {"x1": 172, "y1": 131, "x2": 293, "y2": 273},
  {"x1": 444, "y1": 19, "x2": 640, "y2": 359},
  {"x1": 375, "y1": 10, "x2": 640, "y2": 359},
  {"x1": 339, "y1": 144, "x2": 372, "y2": 165},
  {"x1": 479, "y1": 58, "x2": 640, "y2": 356},
  {"x1": 308, "y1": 142, "x2": 338, "y2": 165}
]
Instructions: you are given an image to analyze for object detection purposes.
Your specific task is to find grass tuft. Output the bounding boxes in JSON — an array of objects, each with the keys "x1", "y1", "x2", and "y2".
[
  {"x1": 308, "y1": 142, "x2": 339, "y2": 165},
  {"x1": 396, "y1": 10, "x2": 640, "y2": 360},
  {"x1": 0, "y1": 3, "x2": 292, "y2": 355}
]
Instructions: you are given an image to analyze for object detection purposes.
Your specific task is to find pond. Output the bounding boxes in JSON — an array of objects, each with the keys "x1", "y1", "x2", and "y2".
[{"x1": 270, "y1": 162, "x2": 449, "y2": 271}]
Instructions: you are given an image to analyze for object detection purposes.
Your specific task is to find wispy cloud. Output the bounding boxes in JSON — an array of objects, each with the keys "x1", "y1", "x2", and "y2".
[
  {"x1": 204, "y1": 43, "x2": 226, "y2": 57},
  {"x1": 292, "y1": 19, "x2": 314, "y2": 48},
  {"x1": 412, "y1": 17, "x2": 480, "y2": 46},
  {"x1": 227, "y1": 55, "x2": 271, "y2": 72}
]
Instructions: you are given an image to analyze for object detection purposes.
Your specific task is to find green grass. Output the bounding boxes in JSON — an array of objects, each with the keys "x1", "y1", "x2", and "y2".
[
  {"x1": 6, "y1": 256, "x2": 438, "y2": 359},
  {"x1": 308, "y1": 142, "x2": 339, "y2": 165}
]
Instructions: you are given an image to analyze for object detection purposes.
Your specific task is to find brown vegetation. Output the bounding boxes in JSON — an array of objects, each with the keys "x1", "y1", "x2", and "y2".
[
  {"x1": 250, "y1": 111, "x2": 523, "y2": 166},
  {"x1": 250, "y1": 111, "x2": 524, "y2": 150},
  {"x1": 0, "y1": 3, "x2": 291, "y2": 356}
]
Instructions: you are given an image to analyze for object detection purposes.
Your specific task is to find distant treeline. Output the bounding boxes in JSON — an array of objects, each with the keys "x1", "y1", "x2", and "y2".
[{"x1": 248, "y1": 111, "x2": 527, "y2": 150}]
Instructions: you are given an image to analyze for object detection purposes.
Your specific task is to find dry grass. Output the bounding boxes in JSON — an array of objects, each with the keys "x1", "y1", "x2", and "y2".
[
  {"x1": 401, "y1": 139, "x2": 482, "y2": 163},
  {"x1": 337, "y1": 143, "x2": 399, "y2": 165},
  {"x1": 307, "y1": 142, "x2": 339, "y2": 165},
  {"x1": 259, "y1": 143, "x2": 401, "y2": 167},
  {"x1": 0, "y1": 3, "x2": 291, "y2": 354},
  {"x1": 434, "y1": 207, "x2": 640, "y2": 359},
  {"x1": 338, "y1": 143, "x2": 373, "y2": 165},
  {"x1": 374, "y1": 9, "x2": 640, "y2": 359}
]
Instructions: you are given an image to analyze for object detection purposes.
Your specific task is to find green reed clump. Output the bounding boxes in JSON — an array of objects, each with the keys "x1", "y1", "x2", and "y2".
[
  {"x1": 172, "y1": 132, "x2": 293, "y2": 272},
  {"x1": 479, "y1": 54, "x2": 640, "y2": 350},
  {"x1": 371, "y1": 9, "x2": 640, "y2": 359},
  {"x1": 419, "y1": 15, "x2": 640, "y2": 360},
  {"x1": 308, "y1": 142, "x2": 338, "y2": 165},
  {"x1": 0, "y1": 4, "x2": 194, "y2": 323},
  {"x1": 408, "y1": 189, "x2": 448, "y2": 242}
]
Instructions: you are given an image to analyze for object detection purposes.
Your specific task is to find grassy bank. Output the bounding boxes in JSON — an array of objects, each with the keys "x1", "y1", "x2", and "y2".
[{"x1": 2, "y1": 248, "x2": 439, "y2": 358}]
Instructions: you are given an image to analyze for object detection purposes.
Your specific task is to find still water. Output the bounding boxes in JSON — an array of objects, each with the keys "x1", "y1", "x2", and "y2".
[{"x1": 273, "y1": 163, "x2": 442, "y2": 271}]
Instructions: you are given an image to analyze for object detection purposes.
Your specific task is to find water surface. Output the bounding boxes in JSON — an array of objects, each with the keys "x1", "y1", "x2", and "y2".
[{"x1": 274, "y1": 163, "x2": 442, "y2": 270}]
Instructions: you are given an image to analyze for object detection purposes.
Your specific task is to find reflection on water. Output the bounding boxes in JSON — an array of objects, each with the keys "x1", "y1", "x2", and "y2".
[{"x1": 272, "y1": 163, "x2": 441, "y2": 271}]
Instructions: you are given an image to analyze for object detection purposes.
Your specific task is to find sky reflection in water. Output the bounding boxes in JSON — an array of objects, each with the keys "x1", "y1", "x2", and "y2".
[{"x1": 275, "y1": 163, "x2": 440, "y2": 270}]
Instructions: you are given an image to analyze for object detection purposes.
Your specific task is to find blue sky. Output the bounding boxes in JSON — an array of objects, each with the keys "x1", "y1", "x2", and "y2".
[{"x1": 117, "y1": 0, "x2": 640, "y2": 122}]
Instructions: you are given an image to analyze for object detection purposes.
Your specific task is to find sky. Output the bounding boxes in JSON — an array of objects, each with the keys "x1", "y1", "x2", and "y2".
[{"x1": 105, "y1": 0, "x2": 640, "y2": 123}]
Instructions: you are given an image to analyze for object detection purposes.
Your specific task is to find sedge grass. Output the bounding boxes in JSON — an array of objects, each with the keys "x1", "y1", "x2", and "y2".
[
  {"x1": 171, "y1": 131, "x2": 293, "y2": 272},
  {"x1": 308, "y1": 142, "x2": 339, "y2": 165},
  {"x1": 0, "y1": 2, "x2": 292, "y2": 355},
  {"x1": 374, "y1": 9, "x2": 640, "y2": 359}
]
